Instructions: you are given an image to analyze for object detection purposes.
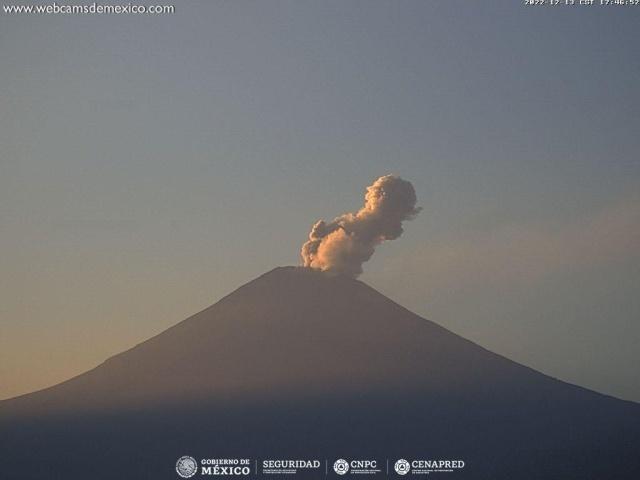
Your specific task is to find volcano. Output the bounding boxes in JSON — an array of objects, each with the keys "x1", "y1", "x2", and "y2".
[{"x1": 1, "y1": 267, "x2": 639, "y2": 479}]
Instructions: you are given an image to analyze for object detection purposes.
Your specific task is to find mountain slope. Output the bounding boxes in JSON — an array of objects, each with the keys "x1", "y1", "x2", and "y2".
[
  {"x1": 1, "y1": 267, "x2": 639, "y2": 479},
  {"x1": 0, "y1": 267, "x2": 608, "y2": 413}
]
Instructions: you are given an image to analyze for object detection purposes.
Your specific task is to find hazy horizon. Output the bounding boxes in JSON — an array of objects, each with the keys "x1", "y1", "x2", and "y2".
[{"x1": 2, "y1": 1, "x2": 639, "y2": 403}]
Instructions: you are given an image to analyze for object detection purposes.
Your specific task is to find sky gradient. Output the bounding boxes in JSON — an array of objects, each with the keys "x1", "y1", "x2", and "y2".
[{"x1": 1, "y1": 0, "x2": 639, "y2": 401}]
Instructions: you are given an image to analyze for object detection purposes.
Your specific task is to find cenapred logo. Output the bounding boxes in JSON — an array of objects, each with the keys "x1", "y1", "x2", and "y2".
[
  {"x1": 394, "y1": 458, "x2": 465, "y2": 475},
  {"x1": 176, "y1": 456, "x2": 198, "y2": 478},
  {"x1": 333, "y1": 459, "x2": 350, "y2": 475},
  {"x1": 394, "y1": 459, "x2": 410, "y2": 476}
]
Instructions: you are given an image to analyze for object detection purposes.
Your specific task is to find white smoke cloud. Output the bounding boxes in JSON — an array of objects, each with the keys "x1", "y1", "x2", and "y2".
[{"x1": 301, "y1": 175, "x2": 421, "y2": 278}]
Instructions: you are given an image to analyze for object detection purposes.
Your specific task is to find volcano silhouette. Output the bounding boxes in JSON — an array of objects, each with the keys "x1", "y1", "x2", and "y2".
[{"x1": 1, "y1": 267, "x2": 639, "y2": 479}]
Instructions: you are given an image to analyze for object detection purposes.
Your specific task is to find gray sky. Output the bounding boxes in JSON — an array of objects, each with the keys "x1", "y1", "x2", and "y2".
[{"x1": 1, "y1": 0, "x2": 639, "y2": 401}]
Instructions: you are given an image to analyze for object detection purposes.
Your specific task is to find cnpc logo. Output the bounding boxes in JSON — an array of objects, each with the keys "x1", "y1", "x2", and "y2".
[
  {"x1": 333, "y1": 459, "x2": 349, "y2": 475},
  {"x1": 333, "y1": 458, "x2": 380, "y2": 475}
]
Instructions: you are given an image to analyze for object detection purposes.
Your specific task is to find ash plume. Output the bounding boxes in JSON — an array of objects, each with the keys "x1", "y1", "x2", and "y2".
[{"x1": 301, "y1": 175, "x2": 421, "y2": 278}]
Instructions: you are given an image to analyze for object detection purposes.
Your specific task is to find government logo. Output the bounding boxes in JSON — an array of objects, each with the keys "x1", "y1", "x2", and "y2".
[{"x1": 176, "y1": 456, "x2": 198, "y2": 478}]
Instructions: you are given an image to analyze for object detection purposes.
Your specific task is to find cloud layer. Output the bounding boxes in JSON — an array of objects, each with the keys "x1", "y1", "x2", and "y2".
[
  {"x1": 385, "y1": 192, "x2": 640, "y2": 294},
  {"x1": 301, "y1": 175, "x2": 421, "y2": 278}
]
